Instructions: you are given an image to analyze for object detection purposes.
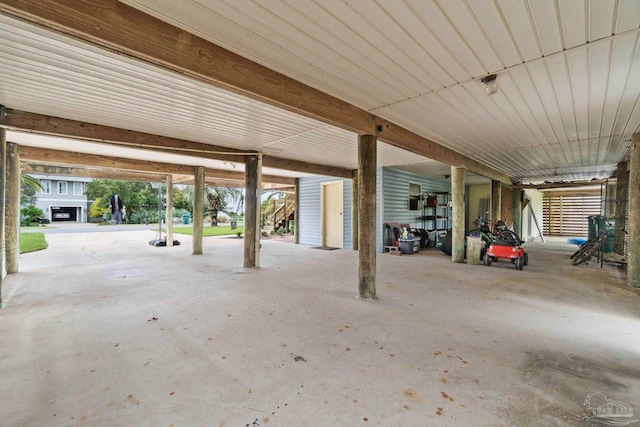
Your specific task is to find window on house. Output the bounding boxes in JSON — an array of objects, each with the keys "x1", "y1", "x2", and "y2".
[
  {"x1": 41, "y1": 180, "x2": 51, "y2": 194},
  {"x1": 73, "y1": 182, "x2": 83, "y2": 195},
  {"x1": 58, "y1": 182, "x2": 68, "y2": 195},
  {"x1": 409, "y1": 183, "x2": 421, "y2": 211}
]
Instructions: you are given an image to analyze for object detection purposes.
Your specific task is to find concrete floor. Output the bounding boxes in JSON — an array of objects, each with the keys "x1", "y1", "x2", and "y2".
[{"x1": 1, "y1": 227, "x2": 639, "y2": 426}]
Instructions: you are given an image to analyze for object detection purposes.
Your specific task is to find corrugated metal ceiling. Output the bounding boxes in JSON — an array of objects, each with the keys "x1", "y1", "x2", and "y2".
[
  {"x1": 0, "y1": 13, "x2": 439, "y2": 176},
  {"x1": 121, "y1": 0, "x2": 640, "y2": 183},
  {"x1": 1, "y1": 0, "x2": 639, "y2": 184}
]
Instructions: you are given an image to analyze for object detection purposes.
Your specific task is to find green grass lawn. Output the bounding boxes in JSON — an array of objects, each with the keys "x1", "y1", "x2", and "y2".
[
  {"x1": 20, "y1": 232, "x2": 48, "y2": 254},
  {"x1": 170, "y1": 225, "x2": 244, "y2": 237}
]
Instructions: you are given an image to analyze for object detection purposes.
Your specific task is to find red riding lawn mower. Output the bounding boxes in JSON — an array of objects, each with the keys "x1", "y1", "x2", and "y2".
[{"x1": 483, "y1": 229, "x2": 529, "y2": 270}]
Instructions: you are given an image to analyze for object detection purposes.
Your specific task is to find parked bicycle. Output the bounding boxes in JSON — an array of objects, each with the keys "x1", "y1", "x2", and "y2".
[{"x1": 571, "y1": 231, "x2": 609, "y2": 266}]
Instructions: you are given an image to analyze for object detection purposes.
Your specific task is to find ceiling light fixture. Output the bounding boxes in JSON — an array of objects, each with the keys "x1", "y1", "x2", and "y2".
[{"x1": 481, "y1": 74, "x2": 498, "y2": 96}]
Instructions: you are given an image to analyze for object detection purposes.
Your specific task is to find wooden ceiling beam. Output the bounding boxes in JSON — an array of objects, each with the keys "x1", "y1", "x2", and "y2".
[
  {"x1": 2, "y1": 109, "x2": 353, "y2": 179},
  {"x1": 515, "y1": 180, "x2": 610, "y2": 190},
  {"x1": 23, "y1": 163, "x2": 293, "y2": 189},
  {"x1": 19, "y1": 146, "x2": 296, "y2": 186},
  {"x1": 22, "y1": 163, "x2": 167, "y2": 182},
  {"x1": 0, "y1": 0, "x2": 510, "y2": 183}
]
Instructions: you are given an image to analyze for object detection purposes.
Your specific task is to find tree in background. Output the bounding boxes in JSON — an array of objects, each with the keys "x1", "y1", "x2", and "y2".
[
  {"x1": 20, "y1": 174, "x2": 43, "y2": 206},
  {"x1": 85, "y1": 179, "x2": 157, "y2": 221},
  {"x1": 177, "y1": 185, "x2": 232, "y2": 217},
  {"x1": 89, "y1": 197, "x2": 109, "y2": 220},
  {"x1": 206, "y1": 191, "x2": 222, "y2": 226},
  {"x1": 173, "y1": 187, "x2": 192, "y2": 214}
]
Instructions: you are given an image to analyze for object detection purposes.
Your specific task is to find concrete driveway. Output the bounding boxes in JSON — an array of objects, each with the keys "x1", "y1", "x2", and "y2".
[{"x1": 1, "y1": 229, "x2": 639, "y2": 426}]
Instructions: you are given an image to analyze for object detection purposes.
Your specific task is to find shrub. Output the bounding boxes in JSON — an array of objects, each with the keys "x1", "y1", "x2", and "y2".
[
  {"x1": 89, "y1": 198, "x2": 109, "y2": 219},
  {"x1": 217, "y1": 216, "x2": 228, "y2": 224},
  {"x1": 20, "y1": 206, "x2": 44, "y2": 226}
]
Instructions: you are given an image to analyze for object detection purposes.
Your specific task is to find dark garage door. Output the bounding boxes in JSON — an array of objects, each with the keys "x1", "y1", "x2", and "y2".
[{"x1": 51, "y1": 207, "x2": 78, "y2": 222}]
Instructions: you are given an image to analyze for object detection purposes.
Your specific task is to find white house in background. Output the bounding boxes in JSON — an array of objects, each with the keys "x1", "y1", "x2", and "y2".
[{"x1": 30, "y1": 175, "x2": 93, "y2": 222}]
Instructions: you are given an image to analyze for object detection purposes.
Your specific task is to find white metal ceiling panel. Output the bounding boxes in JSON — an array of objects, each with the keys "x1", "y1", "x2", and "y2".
[
  {"x1": 467, "y1": 0, "x2": 522, "y2": 68},
  {"x1": 601, "y1": 34, "x2": 639, "y2": 138},
  {"x1": 436, "y1": 0, "x2": 502, "y2": 72},
  {"x1": 558, "y1": 0, "x2": 587, "y2": 49},
  {"x1": 616, "y1": 0, "x2": 640, "y2": 33},
  {"x1": 566, "y1": 48, "x2": 591, "y2": 141},
  {"x1": 374, "y1": 102, "x2": 471, "y2": 156},
  {"x1": 528, "y1": 0, "x2": 564, "y2": 55},
  {"x1": 496, "y1": 72, "x2": 549, "y2": 145},
  {"x1": 496, "y1": 0, "x2": 541, "y2": 62},
  {"x1": 1, "y1": 1, "x2": 638, "y2": 184},
  {"x1": 343, "y1": 0, "x2": 444, "y2": 91},
  {"x1": 405, "y1": 0, "x2": 485, "y2": 77},
  {"x1": 589, "y1": 41, "x2": 613, "y2": 138},
  {"x1": 589, "y1": 0, "x2": 616, "y2": 41},
  {"x1": 507, "y1": 67, "x2": 559, "y2": 144},
  {"x1": 546, "y1": 54, "x2": 579, "y2": 142},
  {"x1": 445, "y1": 84, "x2": 513, "y2": 150},
  {"x1": 378, "y1": 1, "x2": 468, "y2": 84},
  {"x1": 612, "y1": 39, "x2": 640, "y2": 137}
]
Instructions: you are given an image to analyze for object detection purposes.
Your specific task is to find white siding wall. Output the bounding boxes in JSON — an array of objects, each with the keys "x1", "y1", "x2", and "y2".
[
  {"x1": 298, "y1": 176, "x2": 353, "y2": 249},
  {"x1": 300, "y1": 168, "x2": 450, "y2": 253},
  {"x1": 377, "y1": 168, "x2": 451, "y2": 252}
]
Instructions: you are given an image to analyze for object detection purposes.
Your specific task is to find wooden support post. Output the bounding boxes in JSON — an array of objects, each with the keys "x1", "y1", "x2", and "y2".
[
  {"x1": 513, "y1": 188, "x2": 522, "y2": 238},
  {"x1": 358, "y1": 135, "x2": 376, "y2": 299},
  {"x1": 5, "y1": 143, "x2": 20, "y2": 273},
  {"x1": 351, "y1": 169, "x2": 359, "y2": 251},
  {"x1": 244, "y1": 155, "x2": 259, "y2": 268},
  {"x1": 0, "y1": 128, "x2": 5, "y2": 305},
  {"x1": 628, "y1": 134, "x2": 640, "y2": 288},
  {"x1": 294, "y1": 178, "x2": 299, "y2": 244},
  {"x1": 614, "y1": 161, "x2": 628, "y2": 255},
  {"x1": 491, "y1": 180, "x2": 502, "y2": 224},
  {"x1": 165, "y1": 174, "x2": 173, "y2": 247},
  {"x1": 255, "y1": 155, "x2": 262, "y2": 267},
  {"x1": 451, "y1": 167, "x2": 465, "y2": 263},
  {"x1": 192, "y1": 166, "x2": 204, "y2": 255}
]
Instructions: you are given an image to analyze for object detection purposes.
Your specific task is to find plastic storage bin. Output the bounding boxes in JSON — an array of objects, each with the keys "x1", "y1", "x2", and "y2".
[{"x1": 398, "y1": 238, "x2": 420, "y2": 254}]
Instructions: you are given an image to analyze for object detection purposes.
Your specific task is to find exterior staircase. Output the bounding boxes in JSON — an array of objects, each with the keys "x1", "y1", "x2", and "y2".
[{"x1": 261, "y1": 193, "x2": 295, "y2": 232}]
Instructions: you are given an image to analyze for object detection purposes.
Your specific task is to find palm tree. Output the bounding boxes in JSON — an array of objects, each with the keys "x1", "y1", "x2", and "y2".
[
  {"x1": 20, "y1": 174, "x2": 44, "y2": 206},
  {"x1": 22, "y1": 174, "x2": 44, "y2": 191}
]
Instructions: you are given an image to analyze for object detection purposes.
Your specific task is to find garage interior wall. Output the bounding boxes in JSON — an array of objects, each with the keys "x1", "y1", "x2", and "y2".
[
  {"x1": 500, "y1": 186, "x2": 514, "y2": 228},
  {"x1": 522, "y1": 189, "x2": 544, "y2": 240},
  {"x1": 543, "y1": 189, "x2": 602, "y2": 236},
  {"x1": 378, "y1": 167, "x2": 450, "y2": 253},
  {"x1": 467, "y1": 184, "x2": 490, "y2": 229},
  {"x1": 299, "y1": 169, "x2": 451, "y2": 253}
]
